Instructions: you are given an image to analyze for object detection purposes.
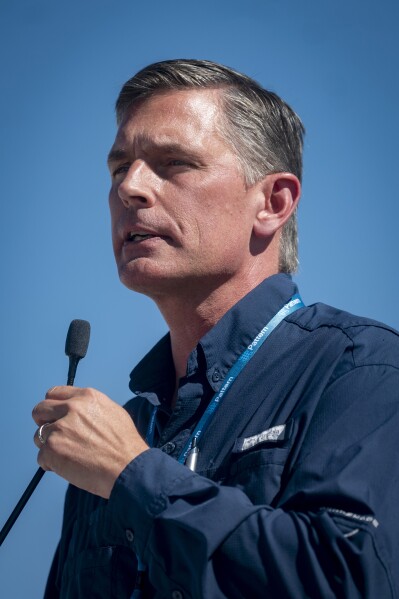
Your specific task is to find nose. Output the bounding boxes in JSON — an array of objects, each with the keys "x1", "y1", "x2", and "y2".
[{"x1": 117, "y1": 160, "x2": 156, "y2": 208}]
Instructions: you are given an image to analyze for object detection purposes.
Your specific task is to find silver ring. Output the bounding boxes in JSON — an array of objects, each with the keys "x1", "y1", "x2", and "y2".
[{"x1": 38, "y1": 423, "x2": 51, "y2": 445}]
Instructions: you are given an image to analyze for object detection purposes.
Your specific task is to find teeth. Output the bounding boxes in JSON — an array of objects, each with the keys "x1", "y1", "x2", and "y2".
[{"x1": 129, "y1": 233, "x2": 154, "y2": 242}]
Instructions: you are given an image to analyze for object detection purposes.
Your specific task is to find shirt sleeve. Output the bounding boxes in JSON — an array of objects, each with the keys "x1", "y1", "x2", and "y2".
[{"x1": 108, "y1": 363, "x2": 399, "y2": 598}]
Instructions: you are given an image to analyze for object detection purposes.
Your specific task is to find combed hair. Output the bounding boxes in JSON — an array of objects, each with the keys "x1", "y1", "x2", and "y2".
[{"x1": 116, "y1": 59, "x2": 305, "y2": 273}]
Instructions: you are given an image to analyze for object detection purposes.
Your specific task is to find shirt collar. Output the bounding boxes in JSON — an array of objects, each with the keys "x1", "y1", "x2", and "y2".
[
  {"x1": 129, "y1": 334, "x2": 174, "y2": 403},
  {"x1": 129, "y1": 273, "x2": 298, "y2": 398},
  {"x1": 199, "y1": 273, "x2": 298, "y2": 390}
]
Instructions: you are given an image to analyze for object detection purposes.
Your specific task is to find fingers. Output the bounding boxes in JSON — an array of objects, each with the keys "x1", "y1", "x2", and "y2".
[
  {"x1": 45, "y1": 385, "x2": 79, "y2": 400},
  {"x1": 32, "y1": 386, "x2": 84, "y2": 425},
  {"x1": 32, "y1": 399, "x2": 68, "y2": 425},
  {"x1": 33, "y1": 422, "x2": 53, "y2": 449},
  {"x1": 32, "y1": 386, "x2": 96, "y2": 461},
  {"x1": 34, "y1": 421, "x2": 55, "y2": 473},
  {"x1": 32, "y1": 386, "x2": 149, "y2": 498}
]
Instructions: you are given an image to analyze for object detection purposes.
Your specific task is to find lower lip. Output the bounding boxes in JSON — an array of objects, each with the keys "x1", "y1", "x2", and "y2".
[{"x1": 122, "y1": 235, "x2": 166, "y2": 252}]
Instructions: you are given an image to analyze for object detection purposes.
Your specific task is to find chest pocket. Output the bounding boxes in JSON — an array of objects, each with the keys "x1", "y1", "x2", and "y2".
[
  {"x1": 221, "y1": 421, "x2": 294, "y2": 505},
  {"x1": 59, "y1": 503, "x2": 137, "y2": 599},
  {"x1": 60, "y1": 544, "x2": 137, "y2": 599},
  {"x1": 224, "y1": 445, "x2": 290, "y2": 505}
]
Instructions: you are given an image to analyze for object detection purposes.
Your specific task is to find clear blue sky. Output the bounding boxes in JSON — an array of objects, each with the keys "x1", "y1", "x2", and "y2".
[{"x1": 0, "y1": 0, "x2": 398, "y2": 596}]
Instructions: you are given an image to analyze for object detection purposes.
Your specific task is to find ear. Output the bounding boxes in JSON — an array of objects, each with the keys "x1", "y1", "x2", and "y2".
[{"x1": 252, "y1": 173, "x2": 301, "y2": 238}]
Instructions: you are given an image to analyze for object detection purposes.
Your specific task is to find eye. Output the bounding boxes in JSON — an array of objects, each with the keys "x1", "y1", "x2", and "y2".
[
  {"x1": 112, "y1": 163, "x2": 130, "y2": 177},
  {"x1": 167, "y1": 159, "x2": 189, "y2": 167}
]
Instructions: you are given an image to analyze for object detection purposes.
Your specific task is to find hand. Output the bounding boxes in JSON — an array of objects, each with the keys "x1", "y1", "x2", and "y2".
[{"x1": 32, "y1": 386, "x2": 148, "y2": 499}]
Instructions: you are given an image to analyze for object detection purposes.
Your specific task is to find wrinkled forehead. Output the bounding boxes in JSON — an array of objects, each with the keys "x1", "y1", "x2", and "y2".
[{"x1": 110, "y1": 88, "x2": 229, "y2": 156}]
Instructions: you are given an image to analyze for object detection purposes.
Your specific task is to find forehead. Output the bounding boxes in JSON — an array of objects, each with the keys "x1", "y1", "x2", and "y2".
[{"x1": 112, "y1": 89, "x2": 226, "y2": 152}]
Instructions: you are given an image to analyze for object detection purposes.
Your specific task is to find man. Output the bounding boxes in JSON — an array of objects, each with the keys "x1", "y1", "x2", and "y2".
[{"x1": 33, "y1": 59, "x2": 399, "y2": 597}]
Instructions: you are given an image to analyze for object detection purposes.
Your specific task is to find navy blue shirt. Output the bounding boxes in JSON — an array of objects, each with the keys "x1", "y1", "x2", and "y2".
[{"x1": 45, "y1": 274, "x2": 399, "y2": 598}]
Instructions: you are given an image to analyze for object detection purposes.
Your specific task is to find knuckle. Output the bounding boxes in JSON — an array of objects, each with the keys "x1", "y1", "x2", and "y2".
[
  {"x1": 37, "y1": 448, "x2": 47, "y2": 469},
  {"x1": 38, "y1": 455, "x2": 52, "y2": 473},
  {"x1": 66, "y1": 398, "x2": 77, "y2": 413},
  {"x1": 45, "y1": 434, "x2": 56, "y2": 452},
  {"x1": 32, "y1": 403, "x2": 43, "y2": 423},
  {"x1": 79, "y1": 387, "x2": 99, "y2": 407},
  {"x1": 67, "y1": 397, "x2": 84, "y2": 415}
]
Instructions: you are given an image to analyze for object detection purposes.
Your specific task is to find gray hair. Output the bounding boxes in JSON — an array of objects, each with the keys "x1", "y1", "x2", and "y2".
[{"x1": 116, "y1": 59, "x2": 305, "y2": 273}]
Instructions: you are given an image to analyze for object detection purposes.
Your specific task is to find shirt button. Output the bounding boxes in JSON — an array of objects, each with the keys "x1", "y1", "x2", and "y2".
[
  {"x1": 171, "y1": 591, "x2": 183, "y2": 599},
  {"x1": 212, "y1": 369, "x2": 221, "y2": 382},
  {"x1": 161, "y1": 442, "x2": 176, "y2": 455},
  {"x1": 125, "y1": 529, "x2": 134, "y2": 543}
]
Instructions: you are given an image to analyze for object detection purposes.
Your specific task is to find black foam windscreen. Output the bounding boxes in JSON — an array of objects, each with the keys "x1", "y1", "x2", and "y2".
[{"x1": 65, "y1": 319, "x2": 91, "y2": 359}]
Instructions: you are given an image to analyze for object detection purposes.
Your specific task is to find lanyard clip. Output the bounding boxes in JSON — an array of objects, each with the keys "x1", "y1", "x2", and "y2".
[{"x1": 185, "y1": 437, "x2": 199, "y2": 472}]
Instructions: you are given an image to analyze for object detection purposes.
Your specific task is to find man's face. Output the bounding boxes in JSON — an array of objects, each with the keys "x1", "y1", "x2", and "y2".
[{"x1": 108, "y1": 89, "x2": 261, "y2": 300}]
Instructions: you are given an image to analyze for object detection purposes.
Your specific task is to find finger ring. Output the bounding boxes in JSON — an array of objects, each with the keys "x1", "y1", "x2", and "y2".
[{"x1": 38, "y1": 423, "x2": 51, "y2": 445}]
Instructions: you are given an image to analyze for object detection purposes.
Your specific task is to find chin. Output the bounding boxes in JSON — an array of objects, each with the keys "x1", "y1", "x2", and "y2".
[{"x1": 117, "y1": 262, "x2": 176, "y2": 297}]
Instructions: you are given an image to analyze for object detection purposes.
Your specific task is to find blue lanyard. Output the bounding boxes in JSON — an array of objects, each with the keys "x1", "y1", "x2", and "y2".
[{"x1": 146, "y1": 293, "x2": 304, "y2": 463}]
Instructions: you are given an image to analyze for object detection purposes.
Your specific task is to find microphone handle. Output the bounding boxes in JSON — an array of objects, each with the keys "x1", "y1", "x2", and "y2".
[
  {"x1": 0, "y1": 355, "x2": 79, "y2": 547},
  {"x1": 67, "y1": 355, "x2": 81, "y2": 386},
  {"x1": 0, "y1": 468, "x2": 45, "y2": 546}
]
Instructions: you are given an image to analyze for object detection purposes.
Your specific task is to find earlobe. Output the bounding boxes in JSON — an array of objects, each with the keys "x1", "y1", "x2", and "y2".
[{"x1": 253, "y1": 173, "x2": 301, "y2": 238}]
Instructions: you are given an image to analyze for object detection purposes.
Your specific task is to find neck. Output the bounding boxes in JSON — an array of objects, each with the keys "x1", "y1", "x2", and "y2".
[{"x1": 154, "y1": 268, "x2": 277, "y2": 381}]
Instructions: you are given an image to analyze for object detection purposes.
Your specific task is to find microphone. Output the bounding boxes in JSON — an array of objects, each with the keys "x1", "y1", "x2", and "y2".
[
  {"x1": 0, "y1": 319, "x2": 91, "y2": 547},
  {"x1": 66, "y1": 319, "x2": 91, "y2": 385}
]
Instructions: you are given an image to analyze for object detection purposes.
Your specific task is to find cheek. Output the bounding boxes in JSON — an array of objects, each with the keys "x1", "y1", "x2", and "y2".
[
  {"x1": 108, "y1": 186, "x2": 118, "y2": 212},
  {"x1": 108, "y1": 193, "x2": 122, "y2": 251},
  {"x1": 108, "y1": 190, "x2": 122, "y2": 225}
]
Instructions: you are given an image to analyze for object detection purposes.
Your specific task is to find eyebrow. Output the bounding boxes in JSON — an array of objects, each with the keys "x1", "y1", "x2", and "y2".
[
  {"x1": 107, "y1": 148, "x2": 128, "y2": 165},
  {"x1": 107, "y1": 137, "x2": 203, "y2": 166}
]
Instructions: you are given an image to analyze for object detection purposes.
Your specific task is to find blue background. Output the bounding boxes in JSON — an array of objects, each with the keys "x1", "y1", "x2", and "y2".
[{"x1": 0, "y1": 1, "x2": 398, "y2": 596}]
